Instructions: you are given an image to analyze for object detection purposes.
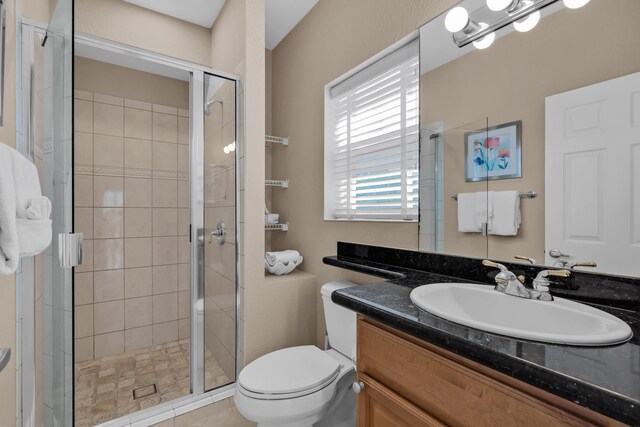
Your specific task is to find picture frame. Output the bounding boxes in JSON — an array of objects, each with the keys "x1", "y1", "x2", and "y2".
[{"x1": 464, "y1": 120, "x2": 522, "y2": 182}]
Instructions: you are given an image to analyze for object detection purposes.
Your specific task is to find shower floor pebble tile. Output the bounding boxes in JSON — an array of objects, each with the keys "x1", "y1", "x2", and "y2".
[{"x1": 74, "y1": 339, "x2": 230, "y2": 426}]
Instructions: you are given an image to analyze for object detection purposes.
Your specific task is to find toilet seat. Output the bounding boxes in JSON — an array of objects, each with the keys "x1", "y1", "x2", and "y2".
[{"x1": 238, "y1": 346, "x2": 341, "y2": 400}]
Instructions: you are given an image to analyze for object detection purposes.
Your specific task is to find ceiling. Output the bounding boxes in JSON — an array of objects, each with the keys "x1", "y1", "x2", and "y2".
[
  {"x1": 122, "y1": 0, "x2": 318, "y2": 49},
  {"x1": 123, "y1": 0, "x2": 226, "y2": 28}
]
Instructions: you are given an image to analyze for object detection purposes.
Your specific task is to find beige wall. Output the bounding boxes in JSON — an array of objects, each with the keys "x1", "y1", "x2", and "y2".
[
  {"x1": 75, "y1": 58, "x2": 189, "y2": 109},
  {"x1": 74, "y1": 0, "x2": 211, "y2": 66},
  {"x1": 270, "y1": 0, "x2": 459, "y2": 346},
  {"x1": 0, "y1": 0, "x2": 18, "y2": 423},
  {"x1": 210, "y1": 0, "x2": 246, "y2": 74},
  {"x1": 421, "y1": 0, "x2": 640, "y2": 263}
]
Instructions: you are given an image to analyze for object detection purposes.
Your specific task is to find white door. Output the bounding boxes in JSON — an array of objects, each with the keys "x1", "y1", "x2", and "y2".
[{"x1": 545, "y1": 72, "x2": 640, "y2": 276}]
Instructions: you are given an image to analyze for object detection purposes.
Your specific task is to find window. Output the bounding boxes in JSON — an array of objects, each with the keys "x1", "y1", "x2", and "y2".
[{"x1": 324, "y1": 38, "x2": 419, "y2": 221}]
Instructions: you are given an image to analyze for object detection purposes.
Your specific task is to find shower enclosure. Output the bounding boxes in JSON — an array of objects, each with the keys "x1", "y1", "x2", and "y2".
[{"x1": 18, "y1": 24, "x2": 241, "y2": 424}]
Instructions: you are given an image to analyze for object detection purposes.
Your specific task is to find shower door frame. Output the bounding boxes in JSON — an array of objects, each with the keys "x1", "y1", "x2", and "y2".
[{"x1": 73, "y1": 34, "x2": 241, "y2": 425}]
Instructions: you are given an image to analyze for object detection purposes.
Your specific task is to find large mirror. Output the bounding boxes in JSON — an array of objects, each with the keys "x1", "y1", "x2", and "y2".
[{"x1": 418, "y1": 0, "x2": 640, "y2": 277}]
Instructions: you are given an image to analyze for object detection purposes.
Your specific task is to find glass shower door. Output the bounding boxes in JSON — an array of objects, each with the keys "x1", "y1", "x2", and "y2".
[{"x1": 202, "y1": 73, "x2": 237, "y2": 391}]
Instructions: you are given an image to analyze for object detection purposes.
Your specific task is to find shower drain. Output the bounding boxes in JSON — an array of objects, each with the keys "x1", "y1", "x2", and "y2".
[{"x1": 132, "y1": 384, "x2": 158, "y2": 400}]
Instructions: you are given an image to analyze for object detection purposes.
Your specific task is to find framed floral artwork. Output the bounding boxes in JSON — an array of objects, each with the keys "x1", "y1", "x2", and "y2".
[{"x1": 464, "y1": 120, "x2": 522, "y2": 182}]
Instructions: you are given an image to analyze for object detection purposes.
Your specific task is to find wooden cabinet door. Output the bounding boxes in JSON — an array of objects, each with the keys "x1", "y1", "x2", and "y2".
[{"x1": 357, "y1": 373, "x2": 445, "y2": 427}]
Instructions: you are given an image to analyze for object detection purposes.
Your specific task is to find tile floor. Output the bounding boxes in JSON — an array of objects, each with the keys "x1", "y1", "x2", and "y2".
[{"x1": 75, "y1": 339, "x2": 230, "y2": 426}]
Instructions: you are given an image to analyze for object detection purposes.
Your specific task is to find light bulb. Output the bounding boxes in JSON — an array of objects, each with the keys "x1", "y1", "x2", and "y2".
[
  {"x1": 445, "y1": 7, "x2": 470, "y2": 33},
  {"x1": 513, "y1": 10, "x2": 540, "y2": 32},
  {"x1": 563, "y1": 0, "x2": 590, "y2": 8},
  {"x1": 472, "y1": 23, "x2": 495, "y2": 49},
  {"x1": 229, "y1": 144, "x2": 235, "y2": 152},
  {"x1": 223, "y1": 146, "x2": 230, "y2": 154},
  {"x1": 486, "y1": 0, "x2": 516, "y2": 11}
]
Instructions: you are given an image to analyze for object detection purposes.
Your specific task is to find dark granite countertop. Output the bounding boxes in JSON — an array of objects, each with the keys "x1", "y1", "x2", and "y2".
[{"x1": 324, "y1": 251, "x2": 640, "y2": 425}]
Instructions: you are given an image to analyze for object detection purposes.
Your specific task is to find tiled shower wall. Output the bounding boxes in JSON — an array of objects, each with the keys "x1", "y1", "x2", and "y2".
[{"x1": 73, "y1": 90, "x2": 190, "y2": 362}]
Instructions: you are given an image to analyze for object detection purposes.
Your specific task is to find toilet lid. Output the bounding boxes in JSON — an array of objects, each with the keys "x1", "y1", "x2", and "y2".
[{"x1": 239, "y1": 346, "x2": 341, "y2": 396}]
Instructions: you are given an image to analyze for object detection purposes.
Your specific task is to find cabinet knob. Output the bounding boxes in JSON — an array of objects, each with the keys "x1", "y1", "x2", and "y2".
[{"x1": 352, "y1": 381, "x2": 365, "y2": 394}]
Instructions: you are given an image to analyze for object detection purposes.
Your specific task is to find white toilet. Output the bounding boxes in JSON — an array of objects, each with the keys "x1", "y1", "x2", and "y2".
[{"x1": 234, "y1": 280, "x2": 358, "y2": 427}]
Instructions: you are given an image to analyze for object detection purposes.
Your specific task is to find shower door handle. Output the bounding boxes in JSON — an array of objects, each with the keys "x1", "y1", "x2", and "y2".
[
  {"x1": 207, "y1": 222, "x2": 226, "y2": 245},
  {"x1": 58, "y1": 233, "x2": 84, "y2": 268}
]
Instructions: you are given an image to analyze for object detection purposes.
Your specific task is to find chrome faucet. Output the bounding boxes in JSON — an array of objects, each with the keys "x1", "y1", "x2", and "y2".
[{"x1": 483, "y1": 260, "x2": 571, "y2": 301}]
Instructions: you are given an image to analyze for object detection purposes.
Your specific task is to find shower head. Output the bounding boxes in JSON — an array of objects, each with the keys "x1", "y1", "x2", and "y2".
[{"x1": 204, "y1": 98, "x2": 224, "y2": 116}]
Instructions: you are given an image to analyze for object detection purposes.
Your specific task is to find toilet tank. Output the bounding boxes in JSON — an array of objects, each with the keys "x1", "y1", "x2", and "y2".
[{"x1": 321, "y1": 280, "x2": 357, "y2": 358}]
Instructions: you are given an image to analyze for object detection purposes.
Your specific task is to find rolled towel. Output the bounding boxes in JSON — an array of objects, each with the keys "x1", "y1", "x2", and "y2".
[
  {"x1": 26, "y1": 197, "x2": 52, "y2": 220},
  {"x1": 265, "y1": 250, "x2": 301, "y2": 266}
]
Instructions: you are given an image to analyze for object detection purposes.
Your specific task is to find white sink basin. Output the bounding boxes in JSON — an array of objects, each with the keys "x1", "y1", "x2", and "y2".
[{"x1": 410, "y1": 283, "x2": 633, "y2": 346}]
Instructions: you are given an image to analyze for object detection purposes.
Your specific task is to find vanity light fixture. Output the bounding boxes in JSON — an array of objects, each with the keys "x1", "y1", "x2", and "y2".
[
  {"x1": 445, "y1": 0, "x2": 590, "y2": 49},
  {"x1": 223, "y1": 141, "x2": 236, "y2": 154}
]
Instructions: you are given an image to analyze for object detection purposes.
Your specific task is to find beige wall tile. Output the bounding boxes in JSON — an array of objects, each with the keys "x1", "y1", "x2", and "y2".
[
  {"x1": 177, "y1": 108, "x2": 189, "y2": 118},
  {"x1": 125, "y1": 99, "x2": 152, "y2": 111},
  {"x1": 153, "y1": 179, "x2": 178, "y2": 207},
  {"x1": 177, "y1": 181, "x2": 189, "y2": 208},
  {"x1": 124, "y1": 296, "x2": 152, "y2": 329},
  {"x1": 94, "y1": 300, "x2": 124, "y2": 334},
  {"x1": 75, "y1": 240, "x2": 94, "y2": 273},
  {"x1": 178, "y1": 291, "x2": 190, "y2": 319},
  {"x1": 124, "y1": 267, "x2": 152, "y2": 298},
  {"x1": 177, "y1": 209, "x2": 189, "y2": 236},
  {"x1": 124, "y1": 178, "x2": 152, "y2": 207},
  {"x1": 94, "y1": 331, "x2": 124, "y2": 359},
  {"x1": 152, "y1": 321, "x2": 178, "y2": 345},
  {"x1": 152, "y1": 141, "x2": 178, "y2": 171},
  {"x1": 74, "y1": 175, "x2": 94, "y2": 207},
  {"x1": 177, "y1": 145, "x2": 189, "y2": 172},
  {"x1": 178, "y1": 318, "x2": 189, "y2": 340},
  {"x1": 152, "y1": 236, "x2": 178, "y2": 265},
  {"x1": 177, "y1": 116, "x2": 189, "y2": 145},
  {"x1": 75, "y1": 304, "x2": 94, "y2": 338},
  {"x1": 93, "y1": 134, "x2": 124, "y2": 167},
  {"x1": 74, "y1": 132, "x2": 94, "y2": 165},
  {"x1": 178, "y1": 263, "x2": 190, "y2": 291},
  {"x1": 75, "y1": 272, "x2": 94, "y2": 306},
  {"x1": 94, "y1": 93, "x2": 124, "y2": 106},
  {"x1": 124, "y1": 208, "x2": 152, "y2": 238},
  {"x1": 93, "y1": 239, "x2": 124, "y2": 271},
  {"x1": 94, "y1": 102, "x2": 124, "y2": 136},
  {"x1": 177, "y1": 235, "x2": 190, "y2": 264},
  {"x1": 74, "y1": 207, "x2": 94, "y2": 239},
  {"x1": 125, "y1": 107, "x2": 152, "y2": 140},
  {"x1": 75, "y1": 99, "x2": 94, "y2": 133},
  {"x1": 74, "y1": 337, "x2": 94, "y2": 363},
  {"x1": 93, "y1": 208, "x2": 124, "y2": 239},
  {"x1": 94, "y1": 176, "x2": 124, "y2": 207},
  {"x1": 74, "y1": 90, "x2": 93, "y2": 101},
  {"x1": 124, "y1": 238, "x2": 152, "y2": 268},
  {"x1": 153, "y1": 104, "x2": 177, "y2": 115},
  {"x1": 124, "y1": 138, "x2": 152, "y2": 170},
  {"x1": 153, "y1": 112, "x2": 178, "y2": 143},
  {"x1": 152, "y1": 208, "x2": 177, "y2": 237},
  {"x1": 152, "y1": 265, "x2": 178, "y2": 294},
  {"x1": 94, "y1": 269, "x2": 124, "y2": 303},
  {"x1": 124, "y1": 325, "x2": 153, "y2": 351},
  {"x1": 153, "y1": 293, "x2": 177, "y2": 323}
]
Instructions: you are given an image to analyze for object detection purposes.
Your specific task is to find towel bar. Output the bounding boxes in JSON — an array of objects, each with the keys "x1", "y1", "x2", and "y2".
[{"x1": 451, "y1": 191, "x2": 537, "y2": 200}]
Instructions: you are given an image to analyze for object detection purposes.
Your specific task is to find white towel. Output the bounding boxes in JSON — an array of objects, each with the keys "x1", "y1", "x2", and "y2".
[
  {"x1": 457, "y1": 193, "x2": 481, "y2": 232},
  {"x1": 489, "y1": 191, "x2": 521, "y2": 236},
  {"x1": 26, "y1": 197, "x2": 51, "y2": 220},
  {"x1": 265, "y1": 250, "x2": 301, "y2": 266},
  {"x1": 0, "y1": 144, "x2": 19, "y2": 274}
]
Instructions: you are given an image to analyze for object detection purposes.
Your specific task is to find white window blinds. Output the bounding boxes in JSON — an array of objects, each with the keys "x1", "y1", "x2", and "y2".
[{"x1": 324, "y1": 38, "x2": 420, "y2": 221}]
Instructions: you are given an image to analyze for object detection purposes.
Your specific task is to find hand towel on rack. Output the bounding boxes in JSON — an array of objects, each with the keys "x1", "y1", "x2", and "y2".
[
  {"x1": 489, "y1": 191, "x2": 521, "y2": 236},
  {"x1": 475, "y1": 191, "x2": 494, "y2": 230},
  {"x1": 0, "y1": 144, "x2": 19, "y2": 274},
  {"x1": 265, "y1": 250, "x2": 301, "y2": 266},
  {"x1": 457, "y1": 193, "x2": 481, "y2": 232}
]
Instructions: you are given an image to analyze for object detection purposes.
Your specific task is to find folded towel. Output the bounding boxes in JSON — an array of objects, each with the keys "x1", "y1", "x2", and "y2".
[
  {"x1": 265, "y1": 250, "x2": 301, "y2": 266},
  {"x1": 0, "y1": 144, "x2": 19, "y2": 274},
  {"x1": 26, "y1": 197, "x2": 51, "y2": 221},
  {"x1": 474, "y1": 191, "x2": 493, "y2": 222},
  {"x1": 457, "y1": 193, "x2": 481, "y2": 232},
  {"x1": 489, "y1": 191, "x2": 521, "y2": 236},
  {"x1": 17, "y1": 218, "x2": 53, "y2": 257}
]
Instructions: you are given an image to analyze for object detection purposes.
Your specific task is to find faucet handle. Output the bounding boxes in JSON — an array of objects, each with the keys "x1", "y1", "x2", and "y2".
[
  {"x1": 514, "y1": 255, "x2": 537, "y2": 264},
  {"x1": 570, "y1": 261, "x2": 597, "y2": 269},
  {"x1": 482, "y1": 259, "x2": 508, "y2": 271},
  {"x1": 546, "y1": 269, "x2": 571, "y2": 278}
]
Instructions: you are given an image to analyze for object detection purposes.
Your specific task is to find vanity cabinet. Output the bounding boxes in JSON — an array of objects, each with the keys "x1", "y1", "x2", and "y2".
[{"x1": 356, "y1": 316, "x2": 625, "y2": 427}]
